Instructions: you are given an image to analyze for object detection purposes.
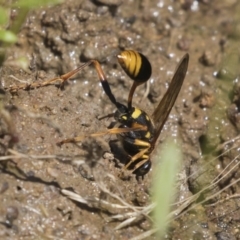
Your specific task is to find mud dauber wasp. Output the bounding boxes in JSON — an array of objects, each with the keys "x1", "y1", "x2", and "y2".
[{"x1": 6, "y1": 50, "x2": 189, "y2": 177}]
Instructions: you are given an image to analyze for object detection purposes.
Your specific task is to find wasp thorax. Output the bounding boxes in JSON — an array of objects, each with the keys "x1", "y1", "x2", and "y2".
[{"x1": 117, "y1": 50, "x2": 152, "y2": 83}]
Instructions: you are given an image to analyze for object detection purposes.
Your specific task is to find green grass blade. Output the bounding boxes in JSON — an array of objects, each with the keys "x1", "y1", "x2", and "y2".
[{"x1": 151, "y1": 137, "x2": 182, "y2": 239}]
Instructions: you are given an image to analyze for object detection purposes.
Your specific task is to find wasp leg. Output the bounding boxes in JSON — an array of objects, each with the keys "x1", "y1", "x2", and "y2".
[
  {"x1": 6, "y1": 57, "x2": 121, "y2": 110},
  {"x1": 6, "y1": 74, "x2": 63, "y2": 92},
  {"x1": 123, "y1": 139, "x2": 151, "y2": 170},
  {"x1": 58, "y1": 125, "x2": 147, "y2": 145},
  {"x1": 6, "y1": 61, "x2": 94, "y2": 92},
  {"x1": 131, "y1": 154, "x2": 149, "y2": 172}
]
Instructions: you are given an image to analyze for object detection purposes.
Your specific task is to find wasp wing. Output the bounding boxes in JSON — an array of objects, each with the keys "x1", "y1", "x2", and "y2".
[{"x1": 151, "y1": 53, "x2": 189, "y2": 146}]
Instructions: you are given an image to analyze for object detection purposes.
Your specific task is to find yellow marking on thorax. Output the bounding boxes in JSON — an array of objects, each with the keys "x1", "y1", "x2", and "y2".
[{"x1": 131, "y1": 108, "x2": 142, "y2": 119}]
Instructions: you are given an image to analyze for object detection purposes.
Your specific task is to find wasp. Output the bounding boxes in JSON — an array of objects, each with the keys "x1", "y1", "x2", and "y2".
[
  {"x1": 56, "y1": 50, "x2": 189, "y2": 176},
  {"x1": 6, "y1": 50, "x2": 189, "y2": 177}
]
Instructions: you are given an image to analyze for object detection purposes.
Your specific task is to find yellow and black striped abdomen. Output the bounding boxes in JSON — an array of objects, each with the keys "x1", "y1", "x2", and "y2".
[{"x1": 117, "y1": 50, "x2": 152, "y2": 83}]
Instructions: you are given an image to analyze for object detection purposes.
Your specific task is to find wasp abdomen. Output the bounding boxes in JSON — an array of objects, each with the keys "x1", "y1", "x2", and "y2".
[{"x1": 117, "y1": 50, "x2": 152, "y2": 83}]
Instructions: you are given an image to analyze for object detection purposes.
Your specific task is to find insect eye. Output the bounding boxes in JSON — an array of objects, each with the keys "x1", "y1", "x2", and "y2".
[{"x1": 117, "y1": 50, "x2": 152, "y2": 84}]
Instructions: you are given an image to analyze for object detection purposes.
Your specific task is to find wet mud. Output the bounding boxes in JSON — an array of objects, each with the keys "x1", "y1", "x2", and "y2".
[{"x1": 1, "y1": 0, "x2": 240, "y2": 239}]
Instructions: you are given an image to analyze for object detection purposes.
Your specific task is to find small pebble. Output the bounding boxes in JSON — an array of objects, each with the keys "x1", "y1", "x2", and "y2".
[{"x1": 6, "y1": 206, "x2": 19, "y2": 225}]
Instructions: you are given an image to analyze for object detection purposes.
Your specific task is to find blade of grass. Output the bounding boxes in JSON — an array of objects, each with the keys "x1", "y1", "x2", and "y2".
[{"x1": 151, "y1": 137, "x2": 182, "y2": 239}]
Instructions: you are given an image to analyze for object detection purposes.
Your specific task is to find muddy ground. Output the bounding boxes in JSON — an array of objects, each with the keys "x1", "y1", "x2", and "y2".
[{"x1": 1, "y1": 0, "x2": 240, "y2": 239}]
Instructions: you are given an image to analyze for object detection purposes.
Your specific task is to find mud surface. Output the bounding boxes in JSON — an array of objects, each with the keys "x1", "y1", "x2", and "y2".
[{"x1": 1, "y1": 0, "x2": 240, "y2": 239}]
